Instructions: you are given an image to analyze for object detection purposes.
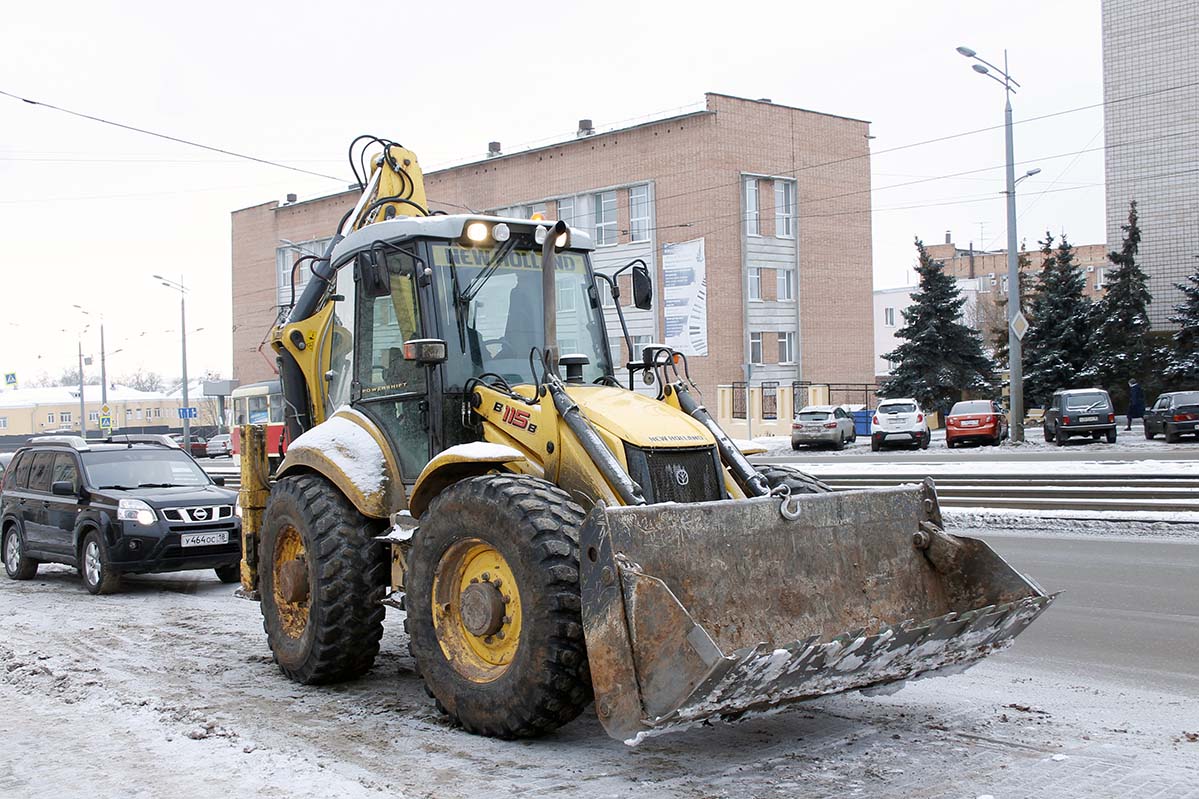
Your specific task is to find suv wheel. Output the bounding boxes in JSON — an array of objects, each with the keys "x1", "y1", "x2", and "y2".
[
  {"x1": 214, "y1": 564, "x2": 241, "y2": 584},
  {"x1": 1165, "y1": 426, "x2": 1180, "y2": 444},
  {"x1": 1043, "y1": 424, "x2": 1052, "y2": 442},
  {"x1": 1055, "y1": 428, "x2": 1067, "y2": 446},
  {"x1": 81, "y1": 530, "x2": 120, "y2": 595},
  {"x1": 1144, "y1": 422, "x2": 1155, "y2": 440},
  {"x1": 3, "y1": 526, "x2": 38, "y2": 580},
  {"x1": 832, "y1": 433, "x2": 845, "y2": 451},
  {"x1": 870, "y1": 436, "x2": 881, "y2": 452},
  {"x1": 919, "y1": 433, "x2": 930, "y2": 450},
  {"x1": 1106, "y1": 429, "x2": 1118, "y2": 444}
]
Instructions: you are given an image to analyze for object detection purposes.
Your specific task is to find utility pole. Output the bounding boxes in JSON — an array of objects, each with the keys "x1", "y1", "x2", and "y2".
[
  {"x1": 154, "y1": 275, "x2": 191, "y2": 448},
  {"x1": 956, "y1": 46, "x2": 1040, "y2": 443},
  {"x1": 78, "y1": 339, "x2": 86, "y2": 437}
]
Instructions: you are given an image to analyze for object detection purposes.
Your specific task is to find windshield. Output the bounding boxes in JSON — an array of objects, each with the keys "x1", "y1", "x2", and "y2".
[
  {"x1": 428, "y1": 242, "x2": 613, "y2": 390},
  {"x1": 879, "y1": 403, "x2": 916, "y2": 414},
  {"x1": 950, "y1": 401, "x2": 993, "y2": 415},
  {"x1": 1065, "y1": 392, "x2": 1109, "y2": 410},
  {"x1": 797, "y1": 411, "x2": 831, "y2": 421},
  {"x1": 82, "y1": 449, "x2": 211, "y2": 488}
]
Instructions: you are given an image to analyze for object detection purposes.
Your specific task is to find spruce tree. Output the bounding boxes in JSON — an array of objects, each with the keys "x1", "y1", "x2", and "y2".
[
  {"x1": 1083, "y1": 201, "x2": 1152, "y2": 392},
  {"x1": 1023, "y1": 232, "x2": 1091, "y2": 406},
  {"x1": 882, "y1": 238, "x2": 996, "y2": 413},
  {"x1": 1166, "y1": 262, "x2": 1199, "y2": 383}
]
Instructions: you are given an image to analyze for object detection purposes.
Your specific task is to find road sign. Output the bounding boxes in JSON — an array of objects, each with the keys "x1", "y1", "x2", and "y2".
[
  {"x1": 178, "y1": 407, "x2": 198, "y2": 419},
  {"x1": 100, "y1": 404, "x2": 111, "y2": 416},
  {"x1": 99, "y1": 416, "x2": 113, "y2": 429},
  {"x1": 4, "y1": 373, "x2": 15, "y2": 386},
  {"x1": 1011, "y1": 311, "x2": 1030, "y2": 341}
]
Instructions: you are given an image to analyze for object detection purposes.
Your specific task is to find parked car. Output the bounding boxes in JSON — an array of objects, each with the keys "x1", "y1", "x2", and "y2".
[
  {"x1": 945, "y1": 399, "x2": 1008, "y2": 447},
  {"x1": 1, "y1": 435, "x2": 241, "y2": 594},
  {"x1": 170, "y1": 433, "x2": 209, "y2": 459},
  {"x1": 206, "y1": 434, "x2": 233, "y2": 458},
  {"x1": 1143, "y1": 390, "x2": 1199, "y2": 443},
  {"x1": 791, "y1": 405, "x2": 857, "y2": 450},
  {"x1": 0, "y1": 452, "x2": 12, "y2": 480},
  {"x1": 1043, "y1": 388, "x2": 1117, "y2": 446},
  {"x1": 870, "y1": 398, "x2": 931, "y2": 451}
]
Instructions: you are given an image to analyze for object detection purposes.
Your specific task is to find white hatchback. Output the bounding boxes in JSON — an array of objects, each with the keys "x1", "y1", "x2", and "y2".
[{"x1": 871, "y1": 398, "x2": 931, "y2": 451}]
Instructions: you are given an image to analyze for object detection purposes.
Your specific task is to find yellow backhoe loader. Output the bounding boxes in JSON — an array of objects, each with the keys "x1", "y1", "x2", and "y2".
[{"x1": 238, "y1": 137, "x2": 1053, "y2": 743}]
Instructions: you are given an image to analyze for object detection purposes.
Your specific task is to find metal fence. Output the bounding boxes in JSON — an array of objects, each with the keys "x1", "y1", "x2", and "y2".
[
  {"x1": 732, "y1": 381, "x2": 747, "y2": 419},
  {"x1": 792, "y1": 382, "x2": 879, "y2": 415},
  {"x1": 761, "y1": 381, "x2": 779, "y2": 420}
]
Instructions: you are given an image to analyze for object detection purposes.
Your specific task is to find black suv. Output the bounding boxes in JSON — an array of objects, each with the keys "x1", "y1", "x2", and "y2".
[
  {"x1": 1043, "y1": 388, "x2": 1117, "y2": 446},
  {"x1": 1, "y1": 436, "x2": 241, "y2": 594}
]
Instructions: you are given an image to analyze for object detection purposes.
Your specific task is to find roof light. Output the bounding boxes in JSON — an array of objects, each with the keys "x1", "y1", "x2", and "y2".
[
  {"x1": 465, "y1": 221, "x2": 489, "y2": 243},
  {"x1": 492, "y1": 222, "x2": 511, "y2": 243},
  {"x1": 534, "y1": 226, "x2": 548, "y2": 245}
]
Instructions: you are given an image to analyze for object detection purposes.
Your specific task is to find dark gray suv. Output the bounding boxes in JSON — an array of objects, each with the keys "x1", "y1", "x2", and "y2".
[
  {"x1": 1042, "y1": 388, "x2": 1117, "y2": 446},
  {"x1": 1, "y1": 436, "x2": 241, "y2": 594}
]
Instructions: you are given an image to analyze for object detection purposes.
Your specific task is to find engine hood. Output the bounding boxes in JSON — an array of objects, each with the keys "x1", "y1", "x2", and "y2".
[{"x1": 561, "y1": 386, "x2": 714, "y2": 449}]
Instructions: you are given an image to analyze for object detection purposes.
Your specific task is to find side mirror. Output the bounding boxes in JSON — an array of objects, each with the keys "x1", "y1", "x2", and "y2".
[
  {"x1": 403, "y1": 338, "x2": 448, "y2": 366},
  {"x1": 51, "y1": 480, "x2": 76, "y2": 497},
  {"x1": 213, "y1": 476, "x2": 226, "y2": 487},
  {"x1": 356, "y1": 251, "x2": 391, "y2": 298},
  {"x1": 632, "y1": 264, "x2": 653, "y2": 310}
]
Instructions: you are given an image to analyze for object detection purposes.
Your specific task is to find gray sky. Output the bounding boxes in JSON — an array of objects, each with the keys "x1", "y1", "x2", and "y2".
[{"x1": 1, "y1": 0, "x2": 1106, "y2": 386}]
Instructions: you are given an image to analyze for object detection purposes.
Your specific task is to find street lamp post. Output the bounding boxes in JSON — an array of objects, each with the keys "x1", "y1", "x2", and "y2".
[
  {"x1": 73, "y1": 306, "x2": 107, "y2": 405},
  {"x1": 956, "y1": 46, "x2": 1031, "y2": 443},
  {"x1": 154, "y1": 275, "x2": 190, "y2": 449}
]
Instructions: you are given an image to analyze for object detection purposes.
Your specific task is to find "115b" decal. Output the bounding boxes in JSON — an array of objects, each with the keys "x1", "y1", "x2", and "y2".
[{"x1": 494, "y1": 402, "x2": 538, "y2": 433}]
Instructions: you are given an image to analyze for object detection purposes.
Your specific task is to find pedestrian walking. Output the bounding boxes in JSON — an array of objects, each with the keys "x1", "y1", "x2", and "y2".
[{"x1": 1125, "y1": 378, "x2": 1145, "y2": 430}]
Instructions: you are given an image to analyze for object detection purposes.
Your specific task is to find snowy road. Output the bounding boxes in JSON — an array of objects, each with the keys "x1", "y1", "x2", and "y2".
[{"x1": 2, "y1": 528, "x2": 1197, "y2": 798}]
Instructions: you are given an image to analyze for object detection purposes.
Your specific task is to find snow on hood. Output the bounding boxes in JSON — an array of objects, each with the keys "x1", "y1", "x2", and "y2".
[{"x1": 288, "y1": 409, "x2": 386, "y2": 496}]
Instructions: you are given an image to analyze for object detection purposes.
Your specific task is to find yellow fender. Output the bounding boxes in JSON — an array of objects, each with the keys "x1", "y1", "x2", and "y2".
[
  {"x1": 408, "y1": 442, "x2": 535, "y2": 519},
  {"x1": 276, "y1": 407, "x2": 406, "y2": 519}
]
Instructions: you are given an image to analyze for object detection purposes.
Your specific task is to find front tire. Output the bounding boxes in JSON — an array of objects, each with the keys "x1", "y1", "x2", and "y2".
[
  {"x1": 406, "y1": 475, "x2": 592, "y2": 739},
  {"x1": 3, "y1": 526, "x2": 38, "y2": 580},
  {"x1": 214, "y1": 564, "x2": 240, "y2": 583},
  {"x1": 1144, "y1": 423, "x2": 1155, "y2": 440},
  {"x1": 81, "y1": 530, "x2": 120, "y2": 595},
  {"x1": 259, "y1": 474, "x2": 387, "y2": 684}
]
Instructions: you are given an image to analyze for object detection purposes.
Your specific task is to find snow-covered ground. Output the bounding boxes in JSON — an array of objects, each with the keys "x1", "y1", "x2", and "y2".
[{"x1": 2, "y1": 553, "x2": 1197, "y2": 798}]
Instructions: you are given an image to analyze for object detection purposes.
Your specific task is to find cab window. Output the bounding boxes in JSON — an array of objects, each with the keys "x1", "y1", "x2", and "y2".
[
  {"x1": 10, "y1": 452, "x2": 33, "y2": 489},
  {"x1": 51, "y1": 453, "x2": 80, "y2": 493}
]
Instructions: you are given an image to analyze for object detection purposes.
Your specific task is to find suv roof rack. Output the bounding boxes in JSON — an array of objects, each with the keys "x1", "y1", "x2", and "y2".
[
  {"x1": 89, "y1": 434, "x2": 182, "y2": 449},
  {"x1": 27, "y1": 435, "x2": 90, "y2": 451}
]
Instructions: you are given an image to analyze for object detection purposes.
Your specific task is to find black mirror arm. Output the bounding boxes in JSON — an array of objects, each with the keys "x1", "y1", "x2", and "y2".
[{"x1": 593, "y1": 272, "x2": 637, "y2": 380}]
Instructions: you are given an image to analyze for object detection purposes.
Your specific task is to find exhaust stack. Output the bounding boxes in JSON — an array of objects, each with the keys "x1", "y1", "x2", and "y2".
[{"x1": 540, "y1": 220, "x2": 568, "y2": 376}]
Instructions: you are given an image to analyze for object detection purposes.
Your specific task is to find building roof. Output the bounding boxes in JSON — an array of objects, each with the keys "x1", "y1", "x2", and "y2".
[{"x1": 0, "y1": 384, "x2": 168, "y2": 409}]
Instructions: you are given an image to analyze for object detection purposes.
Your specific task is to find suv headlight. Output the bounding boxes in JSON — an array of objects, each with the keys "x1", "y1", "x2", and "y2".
[
  {"x1": 118, "y1": 498, "x2": 157, "y2": 526},
  {"x1": 234, "y1": 497, "x2": 243, "y2": 519}
]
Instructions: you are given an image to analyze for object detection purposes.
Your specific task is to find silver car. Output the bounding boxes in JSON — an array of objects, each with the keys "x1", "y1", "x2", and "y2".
[
  {"x1": 206, "y1": 434, "x2": 233, "y2": 458},
  {"x1": 791, "y1": 405, "x2": 857, "y2": 450}
]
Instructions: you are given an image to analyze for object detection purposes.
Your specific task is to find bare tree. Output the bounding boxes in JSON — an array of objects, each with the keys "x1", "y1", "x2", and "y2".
[{"x1": 122, "y1": 369, "x2": 166, "y2": 393}]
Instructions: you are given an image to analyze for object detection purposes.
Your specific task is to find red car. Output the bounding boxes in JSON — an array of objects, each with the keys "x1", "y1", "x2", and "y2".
[
  {"x1": 170, "y1": 434, "x2": 209, "y2": 459},
  {"x1": 945, "y1": 400, "x2": 1008, "y2": 447}
]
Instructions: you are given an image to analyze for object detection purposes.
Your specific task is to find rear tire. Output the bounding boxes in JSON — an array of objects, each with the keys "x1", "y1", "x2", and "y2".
[
  {"x1": 832, "y1": 434, "x2": 845, "y2": 451},
  {"x1": 406, "y1": 475, "x2": 592, "y2": 739},
  {"x1": 920, "y1": 433, "x2": 930, "y2": 450},
  {"x1": 1165, "y1": 426, "x2": 1180, "y2": 444},
  {"x1": 1107, "y1": 429, "x2": 1118, "y2": 444},
  {"x1": 755, "y1": 464, "x2": 832, "y2": 495},
  {"x1": 871, "y1": 437, "x2": 881, "y2": 452},
  {"x1": 1055, "y1": 428, "x2": 1067, "y2": 447},
  {"x1": 1043, "y1": 424, "x2": 1052, "y2": 442},
  {"x1": 3, "y1": 526, "x2": 38, "y2": 580},
  {"x1": 259, "y1": 474, "x2": 387, "y2": 684}
]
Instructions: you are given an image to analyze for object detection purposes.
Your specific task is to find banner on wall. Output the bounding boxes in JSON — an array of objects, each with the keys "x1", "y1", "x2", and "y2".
[{"x1": 662, "y1": 238, "x2": 708, "y2": 356}]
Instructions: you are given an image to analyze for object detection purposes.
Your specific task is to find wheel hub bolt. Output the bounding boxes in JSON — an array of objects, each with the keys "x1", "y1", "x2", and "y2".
[{"x1": 460, "y1": 581, "x2": 506, "y2": 637}]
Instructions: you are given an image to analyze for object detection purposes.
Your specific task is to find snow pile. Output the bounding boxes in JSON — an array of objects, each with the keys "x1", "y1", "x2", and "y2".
[
  {"x1": 944, "y1": 508, "x2": 1199, "y2": 540},
  {"x1": 287, "y1": 408, "x2": 386, "y2": 495}
]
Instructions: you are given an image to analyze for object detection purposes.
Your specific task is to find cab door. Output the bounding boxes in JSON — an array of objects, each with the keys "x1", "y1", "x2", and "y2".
[{"x1": 351, "y1": 248, "x2": 431, "y2": 482}]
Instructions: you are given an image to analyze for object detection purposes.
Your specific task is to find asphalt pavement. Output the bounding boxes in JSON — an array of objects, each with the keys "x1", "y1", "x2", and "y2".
[{"x1": 984, "y1": 532, "x2": 1199, "y2": 696}]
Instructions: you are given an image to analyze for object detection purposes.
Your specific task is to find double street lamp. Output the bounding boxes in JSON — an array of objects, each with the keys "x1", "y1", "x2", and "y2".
[
  {"x1": 956, "y1": 45, "x2": 1035, "y2": 443},
  {"x1": 153, "y1": 275, "x2": 191, "y2": 448}
]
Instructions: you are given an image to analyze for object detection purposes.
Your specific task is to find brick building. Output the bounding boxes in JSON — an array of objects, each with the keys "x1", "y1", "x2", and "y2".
[{"x1": 231, "y1": 93, "x2": 875, "y2": 405}]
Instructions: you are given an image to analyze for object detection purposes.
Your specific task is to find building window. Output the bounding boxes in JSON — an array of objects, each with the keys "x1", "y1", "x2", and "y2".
[
  {"x1": 594, "y1": 191, "x2": 617, "y2": 246},
  {"x1": 750, "y1": 332, "x2": 763, "y2": 364},
  {"x1": 748, "y1": 267, "x2": 761, "y2": 301},
  {"x1": 1095, "y1": 267, "x2": 1105, "y2": 290},
  {"x1": 556, "y1": 282, "x2": 577, "y2": 313},
  {"x1": 557, "y1": 196, "x2": 575, "y2": 226},
  {"x1": 776, "y1": 269, "x2": 794, "y2": 301},
  {"x1": 276, "y1": 238, "x2": 332, "y2": 308},
  {"x1": 0, "y1": 417, "x2": 6, "y2": 429},
  {"x1": 778, "y1": 332, "x2": 796, "y2": 364},
  {"x1": 59, "y1": 412, "x2": 72, "y2": 424},
  {"x1": 629, "y1": 185, "x2": 650, "y2": 242},
  {"x1": 153, "y1": 408, "x2": 161, "y2": 419},
  {"x1": 1000, "y1": 275, "x2": 1009, "y2": 295},
  {"x1": 88, "y1": 411, "x2": 99, "y2": 422},
  {"x1": 528, "y1": 202, "x2": 547, "y2": 219},
  {"x1": 884, "y1": 307, "x2": 895, "y2": 327},
  {"x1": 46, "y1": 413, "x2": 55, "y2": 424},
  {"x1": 744, "y1": 178, "x2": 759, "y2": 236},
  {"x1": 126, "y1": 409, "x2": 132, "y2": 419},
  {"x1": 774, "y1": 180, "x2": 795, "y2": 238}
]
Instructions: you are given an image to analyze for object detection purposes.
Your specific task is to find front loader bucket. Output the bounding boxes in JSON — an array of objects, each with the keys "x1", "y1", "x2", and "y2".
[{"x1": 579, "y1": 480, "x2": 1053, "y2": 743}]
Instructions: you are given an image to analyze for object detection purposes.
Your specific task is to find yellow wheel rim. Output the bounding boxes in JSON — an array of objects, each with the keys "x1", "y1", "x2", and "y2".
[
  {"x1": 431, "y1": 539, "x2": 523, "y2": 683},
  {"x1": 272, "y1": 524, "x2": 309, "y2": 639}
]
